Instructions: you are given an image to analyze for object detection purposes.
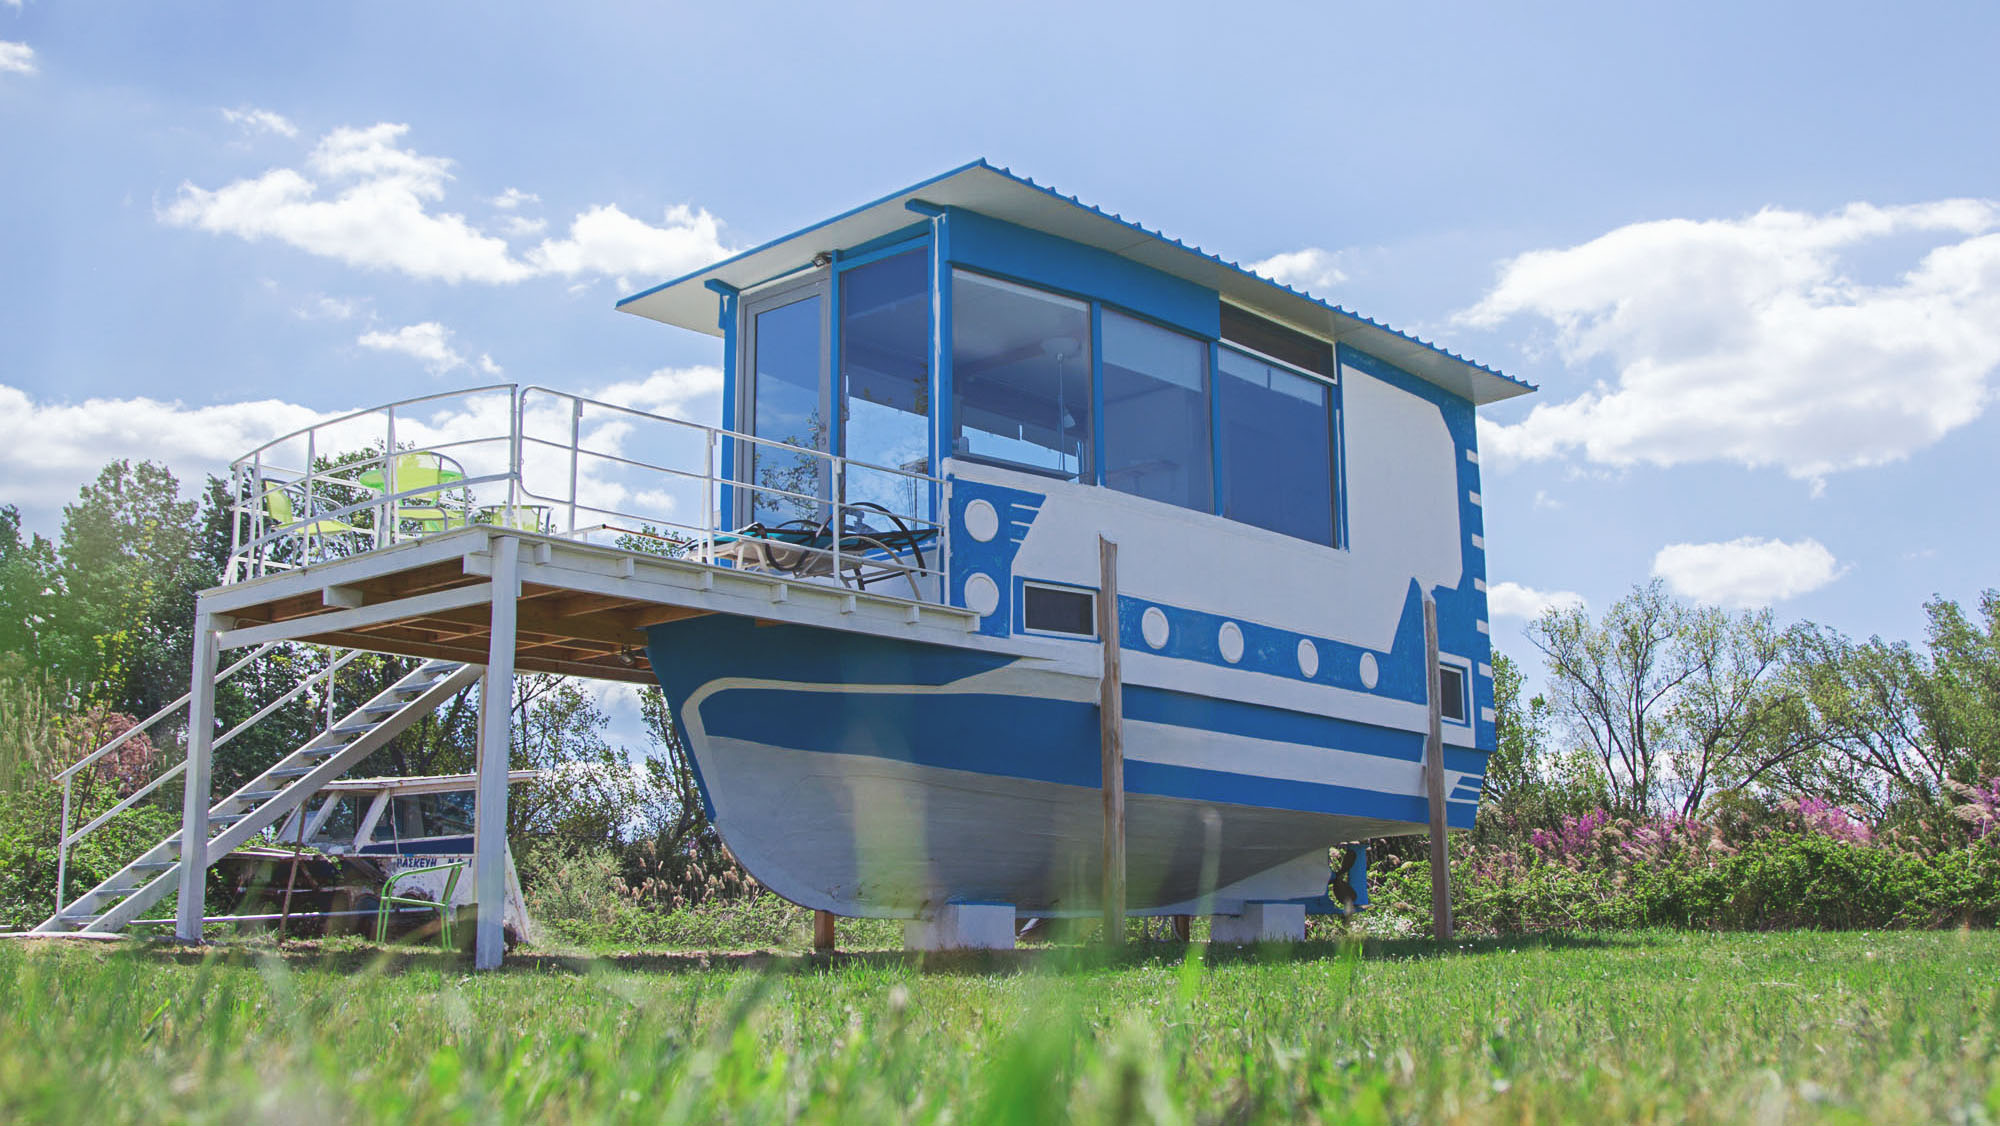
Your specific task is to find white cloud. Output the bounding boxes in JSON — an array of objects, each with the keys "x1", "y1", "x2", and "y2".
[
  {"x1": 165, "y1": 123, "x2": 734, "y2": 287},
  {"x1": 498, "y1": 214, "x2": 547, "y2": 238},
  {"x1": 1650, "y1": 536, "x2": 1844, "y2": 607},
  {"x1": 527, "y1": 203, "x2": 729, "y2": 281},
  {"x1": 162, "y1": 123, "x2": 536, "y2": 284},
  {"x1": 357, "y1": 322, "x2": 468, "y2": 374},
  {"x1": 295, "y1": 295, "x2": 359, "y2": 321},
  {"x1": 0, "y1": 41, "x2": 35, "y2": 76},
  {"x1": 220, "y1": 106, "x2": 297, "y2": 139},
  {"x1": 477, "y1": 353, "x2": 502, "y2": 376},
  {"x1": 1466, "y1": 200, "x2": 2000, "y2": 481},
  {"x1": 1487, "y1": 580, "x2": 1586, "y2": 620},
  {"x1": 592, "y1": 365, "x2": 725, "y2": 422},
  {"x1": 1248, "y1": 247, "x2": 1347, "y2": 295},
  {"x1": 0, "y1": 385, "x2": 323, "y2": 510}
]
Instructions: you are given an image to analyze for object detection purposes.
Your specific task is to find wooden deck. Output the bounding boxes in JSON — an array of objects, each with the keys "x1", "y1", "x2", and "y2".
[{"x1": 198, "y1": 527, "x2": 978, "y2": 681}]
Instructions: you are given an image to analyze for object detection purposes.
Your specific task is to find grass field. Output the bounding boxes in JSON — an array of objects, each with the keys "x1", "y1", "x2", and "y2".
[{"x1": 2, "y1": 930, "x2": 1996, "y2": 1124}]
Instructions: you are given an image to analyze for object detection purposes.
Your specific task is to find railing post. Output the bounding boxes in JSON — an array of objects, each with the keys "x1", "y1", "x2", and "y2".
[
  {"x1": 507, "y1": 387, "x2": 522, "y2": 515},
  {"x1": 226, "y1": 463, "x2": 243, "y2": 585},
  {"x1": 567, "y1": 396, "x2": 582, "y2": 535},
  {"x1": 251, "y1": 453, "x2": 265, "y2": 578},
  {"x1": 175, "y1": 609, "x2": 221, "y2": 942},
  {"x1": 54, "y1": 777, "x2": 72, "y2": 917},
  {"x1": 703, "y1": 430, "x2": 717, "y2": 563},
  {"x1": 383, "y1": 407, "x2": 398, "y2": 549},
  {"x1": 304, "y1": 429, "x2": 318, "y2": 566}
]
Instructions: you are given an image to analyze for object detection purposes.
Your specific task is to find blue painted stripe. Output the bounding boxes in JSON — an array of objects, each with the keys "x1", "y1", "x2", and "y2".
[
  {"x1": 1128, "y1": 760, "x2": 1476, "y2": 827},
  {"x1": 1125, "y1": 684, "x2": 1490, "y2": 776}
]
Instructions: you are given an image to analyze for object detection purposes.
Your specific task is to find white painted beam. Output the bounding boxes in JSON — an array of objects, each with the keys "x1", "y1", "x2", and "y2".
[{"x1": 474, "y1": 536, "x2": 519, "y2": 970}]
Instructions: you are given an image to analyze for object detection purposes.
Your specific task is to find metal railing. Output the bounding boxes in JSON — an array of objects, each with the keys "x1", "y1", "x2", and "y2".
[
  {"x1": 225, "y1": 384, "x2": 952, "y2": 603},
  {"x1": 51, "y1": 644, "x2": 356, "y2": 917}
]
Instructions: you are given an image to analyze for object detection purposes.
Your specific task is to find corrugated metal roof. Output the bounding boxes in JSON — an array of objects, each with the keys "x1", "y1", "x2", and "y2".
[{"x1": 617, "y1": 160, "x2": 1535, "y2": 405}]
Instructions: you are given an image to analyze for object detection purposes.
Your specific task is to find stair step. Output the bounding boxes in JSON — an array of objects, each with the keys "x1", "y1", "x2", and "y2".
[
  {"x1": 237, "y1": 790, "x2": 282, "y2": 802},
  {"x1": 419, "y1": 661, "x2": 458, "y2": 673},
  {"x1": 207, "y1": 812, "x2": 246, "y2": 825},
  {"x1": 302, "y1": 745, "x2": 347, "y2": 757},
  {"x1": 133, "y1": 860, "x2": 175, "y2": 872},
  {"x1": 360, "y1": 702, "x2": 407, "y2": 715},
  {"x1": 60, "y1": 912, "x2": 103, "y2": 924},
  {"x1": 394, "y1": 680, "x2": 444, "y2": 696},
  {"x1": 268, "y1": 766, "x2": 315, "y2": 779},
  {"x1": 330, "y1": 722, "x2": 379, "y2": 735}
]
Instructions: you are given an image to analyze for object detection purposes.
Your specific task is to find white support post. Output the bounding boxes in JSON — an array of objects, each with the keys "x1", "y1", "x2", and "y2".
[
  {"x1": 175, "y1": 611, "x2": 221, "y2": 941},
  {"x1": 474, "y1": 535, "x2": 519, "y2": 969}
]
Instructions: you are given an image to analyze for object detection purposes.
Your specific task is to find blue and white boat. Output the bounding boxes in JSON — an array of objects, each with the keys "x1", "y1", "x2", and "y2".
[{"x1": 618, "y1": 161, "x2": 1535, "y2": 924}]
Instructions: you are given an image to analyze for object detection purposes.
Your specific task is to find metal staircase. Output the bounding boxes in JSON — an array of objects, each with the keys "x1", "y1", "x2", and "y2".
[{"x1": 32, "y1": 658, "x2": 483, "y2": 935}]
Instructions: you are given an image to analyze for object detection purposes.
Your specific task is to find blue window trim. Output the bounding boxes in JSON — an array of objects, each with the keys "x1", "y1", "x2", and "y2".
[
  {"x1": 1208, "y1": 341, "x2": 1226, "y2": 519},
  {"x1": 1089, "y1": 302, "x2": 1107, "y2": 487}
]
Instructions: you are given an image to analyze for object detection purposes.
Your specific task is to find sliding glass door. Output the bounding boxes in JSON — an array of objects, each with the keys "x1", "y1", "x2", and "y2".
[{"x1": 743, "y1": 278, "x2": 828, "y2": 526}]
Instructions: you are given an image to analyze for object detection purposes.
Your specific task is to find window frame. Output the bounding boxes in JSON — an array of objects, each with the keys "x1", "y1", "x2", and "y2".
[
  {"x1": 1437, "y1": 659, "x2": 1471, "y2": 726},
  {"x1": 736, "y1": 269, "x2": 833, "y2": 517},
  {"x1": 1212, "y1": 341, "x2": 1345, "y2": 549},
  {"x1": 1019, "y1": 579, "x2": 1099, "y2": 640},
  {"x1": 1096, "y1": 305, "x2": 1215, "y2": 514},
  {"x1": 947, "y1": 267, "x2": 1097, "y2": 484}
]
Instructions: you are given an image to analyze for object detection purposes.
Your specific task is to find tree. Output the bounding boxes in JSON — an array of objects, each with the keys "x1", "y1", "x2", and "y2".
[
  {"x1": 41, "y1": 461, "x2": 204, "y2": 714},
  {"x1": 1789, "y1": 590, "x2": 2000, "y2": 817},
  {"x1": 1662, "y1": 605, "x2": 1825, "y2": 816},
  {"x1": 0, "y1": 506, "x2": 58, "y2": 663},
  {"x1": 1527, "y1": 581, "x2": 1698, "y2": 816}
]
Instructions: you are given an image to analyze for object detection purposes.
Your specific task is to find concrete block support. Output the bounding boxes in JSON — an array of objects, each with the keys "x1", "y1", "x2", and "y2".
[
  {"x1": 1210, "y1": 902, "x2": 1306, "y2": 945},
  {"x1": 904, "y1": 903, "x2": 1016, "y2": 951}
]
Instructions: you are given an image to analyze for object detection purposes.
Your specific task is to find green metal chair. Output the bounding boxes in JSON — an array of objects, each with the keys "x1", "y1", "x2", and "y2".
[
  {"x1": 373, "y1": 860, "x2": 467, "y2": 951},
  {"x1": 262, "y1": 483, "x2": 366, "y2": 541},
  {"x1": 386, "y1": 452, "x2": 470, "y2": 534}
]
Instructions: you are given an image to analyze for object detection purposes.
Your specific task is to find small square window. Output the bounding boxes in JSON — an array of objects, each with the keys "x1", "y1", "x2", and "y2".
[
  {"x1": 1023, "y1": 583, "x2": 1096, "y2": 637},
  {"x1": 1437, "y1": 664, "x2": 1468, "y2": 723}
]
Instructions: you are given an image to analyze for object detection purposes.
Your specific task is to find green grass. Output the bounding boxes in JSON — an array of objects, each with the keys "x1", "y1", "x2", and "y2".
[{"x1": 2, "y1": 930, "x2": 1997, "y2": 1123}]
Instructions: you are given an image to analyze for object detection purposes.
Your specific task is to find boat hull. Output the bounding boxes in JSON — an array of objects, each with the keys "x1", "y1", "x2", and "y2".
[{"x1": 647, "y1": 614, "x2": 1481, "y2": 917}]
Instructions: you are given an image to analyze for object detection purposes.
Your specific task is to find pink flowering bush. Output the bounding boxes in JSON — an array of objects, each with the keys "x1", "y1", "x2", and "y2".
[
  {"x1": 1371, "y1": 794, "x2": 2000, "y2": 935},
  {"x1": 1947, "y1": 777, "x2": 2000, "y2": 840},
  {"x1": 1781, "y1": 796, "x2": 1876, "y2": 845}
]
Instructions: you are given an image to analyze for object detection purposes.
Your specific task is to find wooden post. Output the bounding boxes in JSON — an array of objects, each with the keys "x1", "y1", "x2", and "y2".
[
  {"x1": 813, "y1": 909, "x2": 837, "y2": 952},
  {"x1": 1421, "y1": 593, "x2": 1453, "y2": 942},
  {"x1": 175, "y1": 610, "x2": 220, "y2": 942},
  {"x1": 474, "y1": 535, "x2": 519, "y2": 970},
  {"x1": 1098, "y1": 536, "x2": 1125, "y2": 946}
]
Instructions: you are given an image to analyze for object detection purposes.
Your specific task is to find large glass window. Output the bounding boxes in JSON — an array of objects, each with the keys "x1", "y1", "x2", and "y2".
[
  {"x1": 840, "y1": 250, "x2": 931, "y2": 519},
  {"x1": 950, "y1": 270, "x2": 1092, "y2": 481},
  {"x1": 747, "y1": 290, "x2": 825, "y2": 525},
  {"x1": 1101, "y1": 310, "x2": 1212, "y2": 511},
  {"x1": 1216, "y1": 347, "x2": 1337, "y2": 546}
]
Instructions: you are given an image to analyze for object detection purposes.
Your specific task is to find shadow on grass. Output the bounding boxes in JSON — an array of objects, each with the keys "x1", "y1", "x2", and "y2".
[{"x1": 86, "y1": 928, "x2": 1652, "y2": 978}]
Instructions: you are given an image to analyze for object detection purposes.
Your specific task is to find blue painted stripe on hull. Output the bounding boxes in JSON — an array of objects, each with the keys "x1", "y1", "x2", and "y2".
[
  {"x1": 1126, "y1": 760, "x2": 1476, "y2": 828},
  {"x1": 1126, "y1": 683, "x2": 1490, "y2": 776},
  {"x1": 696, "y1": 686, "x2": 1476, "y2": 826},
  {"x1": 697, "y1": 688, "x2": 1101, "y2": 788}
]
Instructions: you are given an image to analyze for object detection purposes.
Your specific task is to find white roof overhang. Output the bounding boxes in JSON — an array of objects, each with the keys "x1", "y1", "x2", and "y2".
[{"x1": 617, "y1": 161, "x2": 1534, "y2": 405}]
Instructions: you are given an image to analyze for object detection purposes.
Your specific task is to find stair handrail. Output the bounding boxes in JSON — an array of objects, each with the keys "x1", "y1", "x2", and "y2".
[{"x1": 52, "y1": 644, "x2": 358, "y2": 917}]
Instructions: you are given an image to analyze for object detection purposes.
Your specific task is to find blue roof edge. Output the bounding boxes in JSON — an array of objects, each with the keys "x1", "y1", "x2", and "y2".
[{"x1": 618, "y1": 158, "x2": 1536, "y2": 396}]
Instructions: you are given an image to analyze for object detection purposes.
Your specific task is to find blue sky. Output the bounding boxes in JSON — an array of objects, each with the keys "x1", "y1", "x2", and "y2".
[{"x1": 4, "y1": 0, "x2": 1998, "y2": 717}]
